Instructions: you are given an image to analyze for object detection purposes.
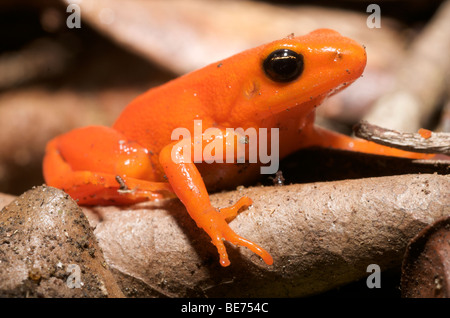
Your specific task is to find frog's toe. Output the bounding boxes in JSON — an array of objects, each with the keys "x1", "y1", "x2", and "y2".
[{"x1": 219, "y1": 196, "x2": 253, "y2": 221}]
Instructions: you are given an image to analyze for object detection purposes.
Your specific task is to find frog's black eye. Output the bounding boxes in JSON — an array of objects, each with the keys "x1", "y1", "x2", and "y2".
[{"x1": 263, "y1": 49, "x2": 304, "y2": 83}]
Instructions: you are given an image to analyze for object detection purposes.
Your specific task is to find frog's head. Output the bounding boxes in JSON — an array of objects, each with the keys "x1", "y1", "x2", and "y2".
[{"x1": 226, "y1": 29, "x2": 367, "y2": 123}]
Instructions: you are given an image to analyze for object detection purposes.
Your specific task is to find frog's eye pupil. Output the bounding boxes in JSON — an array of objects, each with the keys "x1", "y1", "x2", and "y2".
[{"x1": 263, "y1": 49, "x2": 304, "y2": 83}]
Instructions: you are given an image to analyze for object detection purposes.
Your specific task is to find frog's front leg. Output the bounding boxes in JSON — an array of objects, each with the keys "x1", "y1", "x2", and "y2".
[{"x1": 159, "y1": 129, "x2": 273, "y2": 267}]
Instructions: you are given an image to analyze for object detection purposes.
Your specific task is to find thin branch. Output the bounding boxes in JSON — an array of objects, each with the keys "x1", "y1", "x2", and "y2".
[{"x1": 354, "y1": 120, "x2": 450, "y2": 155}]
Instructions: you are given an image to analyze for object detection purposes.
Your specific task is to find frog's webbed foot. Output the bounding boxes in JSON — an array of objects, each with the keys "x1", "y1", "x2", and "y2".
[{"x1": 203, "y1": 197, "x2": 273, "y2": 267}]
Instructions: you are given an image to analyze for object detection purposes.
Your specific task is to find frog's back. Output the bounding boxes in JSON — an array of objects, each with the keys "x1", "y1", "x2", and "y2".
[{"x1": 113, "y1": 29, "x2": 367, "y2": 156}]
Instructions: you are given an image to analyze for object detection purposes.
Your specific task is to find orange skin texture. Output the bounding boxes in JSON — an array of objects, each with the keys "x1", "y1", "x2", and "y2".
[{"x1": 43, "y1": 29, "x2": 428, "y2": 267}]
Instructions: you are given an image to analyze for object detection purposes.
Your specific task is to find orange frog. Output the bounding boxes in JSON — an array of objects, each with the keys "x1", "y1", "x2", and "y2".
[{"x1": 43, "y1": 29, "x2": 428, "y2": 267}]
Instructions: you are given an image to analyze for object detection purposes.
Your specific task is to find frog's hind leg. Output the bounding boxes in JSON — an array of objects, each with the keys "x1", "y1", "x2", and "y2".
[
  {"x1": 43, "y1": 126, "x2": 173, "y2": 205},
  {"x1": 47, "y1": 169, "x2": 173, "y2": 205}
]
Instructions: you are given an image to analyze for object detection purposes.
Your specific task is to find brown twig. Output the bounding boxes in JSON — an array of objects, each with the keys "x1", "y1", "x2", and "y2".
[
  {"x1": 83, "y1": 174, "x2": 449, "y2": 297},
  {"x1": 0, "y1": 38, "x2": 69, "y2": 90},
  {"x1": 1, "y1": 173, "x2": 449, "y2": 297},
  {"x1": 354, "y1": 120, "x2": 450, "y2": 155}
]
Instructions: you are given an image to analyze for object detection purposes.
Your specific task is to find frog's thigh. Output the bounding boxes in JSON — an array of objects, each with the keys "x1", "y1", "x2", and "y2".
[{"x1": 43, "y1": 126, "x2": 172, "y2": 205}]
